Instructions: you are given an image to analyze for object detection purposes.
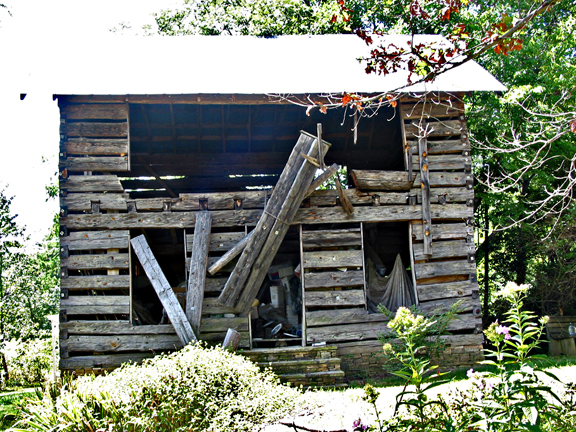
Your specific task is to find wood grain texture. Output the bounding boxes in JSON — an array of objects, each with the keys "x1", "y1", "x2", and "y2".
[
  {"x1": 60, "y1": 230, "x2": 129, "y2": 251},
  {"x1": 417, "y1": 296, "x2": 480, "y2": 315},
  {"x1": 305, "y1": 163, "x2": 339, "y2": 196},
  {"x1": 61, "y1": 254, "x2": 129, "y2": 270},
  {"x1": 61, "y1": 275, "x2": 130, "y2": 290},
  {"x1": 131, "y1": 235, "x2": 196, "y2": 345},
  {"x1": 411, "y1": 222, "x2": 473, "y2": 241},
  {"x1": 411, "y1": 154, "x2": 469, "y2": 171},
  {"x1": 306, "y1": 322, "x2": 391, "y2": 343},
  {"x1": 415, "y1": 259, "x2": 476, "y2": 281},
  {"x1": 407, "y1": 139, "x2": 469, "y2": 155},
  {"x1": 301, "y1": 229, "x2": 362, "y2": 248},
  {"x1": 61, "y1": 321, "x2": 176, "y2": 335},
  {"x1": 304, "y1": 270, "x2": 364, "y2": 289},
  {"x1": 61, "y1": 296, "x2": 130, "y2": 315},
  {"x1": 303, "y1": 250, "x2": 363, "y2": 269},
  {"x1": 404, "y1": 120, "x2": 462, "y2": 138},
  {"x1": 417, "y1": 280, "x2": 478, "y2": 302},
  {"x1": 61, "y1": 193, "x2": 129, "y2": 211},
  {"x1": 174, "y1": 191, "x2": 267, "y2": 211},
  {"x1": 60, "y1": 353, "x2": 155, "y2": 370},
  {"x1": 186, "y1": 232, "x2": 246, "y2": 252},
  {"x1": 413, "y1": 239, "x2": 474, "y2": 261},
  {"x1": 306, "y1": 308, "x2": 389, "y2": 327},
  {"x1": 62, "y1": 175, "x2": 123, "y2": 193},
  {"x1": 63, "y1": 138, "x2": 128, "y2": 155},
  {"x1": 62, "y1": 334, "x2": 182, "y2": 353},
  {"x1": 207, "y1": 233, "x2": 251, "y2": 275},
  {"x1": 61, "y1": 156, "x2": 129, "y2": 172},
  {"x1": 305, "y1": 289, "x2": 366, "y2": 307},
  {"x1": 351, "y1": 170, "x2": 414, "y2": 191},
  {"x1": 62, "y1": 104, "x2": 128, "y2": 121},
  {"x1": 63, "y1": 122, "x2": 128, "y2": 138},
  {"x1": 187, "y1": 212, "x2": 212, "y2": 335}
]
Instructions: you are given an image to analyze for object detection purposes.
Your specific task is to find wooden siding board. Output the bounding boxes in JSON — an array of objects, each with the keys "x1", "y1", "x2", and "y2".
[
  {"x1": 61, "y1": 254, "x2": 130, "y2": 270},
  {"x1": 62, "y1": 175, "x2": 123, "y2": 192},
  {"x1": 305, "y1": 289, "x2": 366, "y2": 307},
  {"x1": 63, "y1": 139, "x2": 129, "y2": 156},
  {"x1": 304, "y1": 270, "x2": 365, "y2": 289},
  {"x1": 302, "y1": 250, "x2": 363, "y2": 269},
  {"x1": 61, "y1": 275, "x2": 130, "y2": 290},
  {"x1": 62, "y1": 334, "x2": 182, "y2": 353},
  {"x1": 61, "y1": 230, "x2": 130, "y2": 251},
  {"x1": 62, "y1": 156, "x2": 129, "y2": 172}
]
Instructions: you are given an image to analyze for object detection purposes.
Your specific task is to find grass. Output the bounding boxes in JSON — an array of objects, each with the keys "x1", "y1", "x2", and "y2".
[{"x1": 0, "y1": 388, "x2": 40, "y2": 431}]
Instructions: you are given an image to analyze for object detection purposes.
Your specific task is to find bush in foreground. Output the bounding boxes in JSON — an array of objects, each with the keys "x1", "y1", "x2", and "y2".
[
  {"x1": 11, "y1": 344, "x2": 301, "y2": 432},
  {"x1": 2, "y1": 339, "x2": 52, "y2": 388}
]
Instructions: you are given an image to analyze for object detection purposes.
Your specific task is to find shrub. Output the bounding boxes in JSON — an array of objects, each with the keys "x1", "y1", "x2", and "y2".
[
  {"x1": 11, "y1": 343, "x2": 301, "y2": 432},
  {"x1": 2, "y1": 339, "x2": 52, "y2": 387}
]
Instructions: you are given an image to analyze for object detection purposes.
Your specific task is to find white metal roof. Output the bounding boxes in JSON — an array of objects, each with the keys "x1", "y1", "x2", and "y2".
[{"x1": 13, "y1": 34, "x2": 506, "y2": 96}]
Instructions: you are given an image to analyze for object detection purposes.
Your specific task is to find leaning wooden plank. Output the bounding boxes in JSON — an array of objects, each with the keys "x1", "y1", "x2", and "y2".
[
  {"x1": 304, "y1": 269, "x2": 364, "y2": 289},
  {"x1": 61, "y1": 230, "x2": 130, "y2": 251},
  {"x1": 412, "y1": 223, "x2": 473, "y2": 241},
  {"x1": 335, "y1": 177, "x2": 354, "y2": 214},
  {"x1": 187, "y1": 212, "x2": 212, "y2": 335},
  {"x1": 305, "y1": 163, "x2": 339, "y2": 197},
  {"x1": 61, "y1": 193, "x2": 129, "y2": 212},
  {"x1": 61, "y1": 156, "x2": 129, "y2": 172},
  {"x1": 417, "y1": 280, "x2": 478, "y2": 302},
  {"x1": 207, "y1": 232, "x2": 252, "y2": 276},
  {"x1": 60, "y1": 353, "x2": 155, "y2": 370},
  {"x1": 61, "y1": 254, "x2": 129, "y2": 270},
  {"x1": 413, "y1": 239, "x2": 474, "y2": 261},
  {"x1": 351, "y1": 170, "x2": 414, "y2": 191},
  {"x1": 62, "y1": 104, "x2": 128, "y2": 121},
  {"x1": 415, "y1": 259, "x2": 476, "y2": 281},
  {"x1": 61, "y1": 321, "x2": 176, "y2": 335},
  {"x1": 218, "y1": 132, "x2": 318, "y2": 308},
  {"x1": 222, "y1": 329, "x2": 241, "y2": 351},
  {"x1": 63, "y1": 122, "x2": 128, "y2": 138},
  {"x1": 63, "y1": 138, "x2": 129, "y2": 156},
  {"x1": 131, "y1": 235, "x2": 196, "y2": 345},
  {"x1": 302, "y1": 250, "x2": 363, "y2": 269},
  {"x1": 231, "y1": 136, "x2": 332, "y2": 312},
  {"x1": 306, "y1": 308, "x2": 389, "y2": 327},
  {"x1": 61, "y1": 296, "x2": 130, "y2": 315},
  {"x1": 62, "y1": 334, "x2": 182, "y2": 353},
  {"x1": 63, "y1": 175, "x2": 124, "y2": 193},
  {"x1": 301, "y1": 228, "x2": 362, "y2": 248},
  {"x1": 61, "y1": 275, "x2": 130, "y2": 290},
  {"x1": 306, "y1": 322, "x2": 392, "y2": 344},
  {"x1": 305, "y1": 290, "x2": 366, "y2": 307},
  {"x1": 418, "y1": 134, "x2": 432, "y2": 256}
]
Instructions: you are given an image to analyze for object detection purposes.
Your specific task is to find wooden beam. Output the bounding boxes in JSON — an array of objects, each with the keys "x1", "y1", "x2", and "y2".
[
  {"x1": 130, "y1": 235, "x2": 196, "y2": 345},
  {"x1": 418, "y1": 130, "x2": 432, "y2": 257},
  {"x1": 207, "y1": 231, "x2": 252, "y2": 275},
  {"x1": 305, "y1": 163, "x2": 339, "y2": 197},
  {"x1": 186, "y1": 212, "x2": 212, "y2": 335},
  {"x1": 334, "y1": 177, "x2": 354, "y2": 214}
]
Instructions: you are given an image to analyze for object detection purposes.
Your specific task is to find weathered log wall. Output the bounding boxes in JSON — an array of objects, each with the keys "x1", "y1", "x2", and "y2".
[{"x1": 58, "y1": 94, "x2": 482, "y2": 374}]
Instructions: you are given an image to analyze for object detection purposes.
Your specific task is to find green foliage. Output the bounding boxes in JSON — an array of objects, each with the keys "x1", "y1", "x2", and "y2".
[
  {"x1": 360, "y1": 282, "x2": 576, "y2": 431},
  {"x1": 13, "y1": 343, "x2": 302, "y2": 432},
  {"x1": 2, "y1": 339, "x2": 52, "y2": 387}
]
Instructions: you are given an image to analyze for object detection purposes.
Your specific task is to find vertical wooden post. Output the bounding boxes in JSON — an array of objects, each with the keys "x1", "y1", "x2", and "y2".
[
  {"x1": 418, "y1": 122, "x2": 432, "y2": 257},
  {"x1": 299, "y1": 224, "x2": 307, "y2": 346},
  {"x1": 187, "y1": 212, "x2": 212, "y2": 335}
]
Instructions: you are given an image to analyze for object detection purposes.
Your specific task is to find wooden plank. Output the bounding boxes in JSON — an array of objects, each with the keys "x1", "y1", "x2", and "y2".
[
  {"x1": 202, "y1": 298, "x2": 238, "y2": 315},
  {"x1": 412, "y1": 154, "x2": 469, "y2": 171},
  {"x1": 412, "y1": 223, "x2": 473, "y2": 241},
  {"x1": 293, "y1": 204, "x2": 473, "y2": 225},
  {"x1": 415, "y1": 259, "x2": 476, "y2": 281},
  {"x1": 63, "y1": 175, "x2": 123, "y2": 192},
  {"x1": 62, "y1": 104, "x2": 128, "y2": 120},
  {"x1": 302, "y1": 250, "x2": 363, "y2": 269},
  {"x1": 61, "y1": 209, "x2": 262, "y2": 229},
  {"x1": 418, "y1": 134, "x2": 432, "y2": 256},
  {"x1": 60, "y1": 353, "x2": 155, "y2": 370},
  {"x1": 417, "y1": 281, "x2": 478, "y2": 302},
  {"x1": 305, "y1": 289, "x2": 365, "y2": 307},
  {"x1": 417, "y1": 296, "x2": 480, "y2": 315},
  {"x1": 446, "y1": 313, "x2": 482, "y2": 331},
  {"x1": 407, "y1": 139, "x2": 469, "y2": 155},
  {"x1": 61, "y1": 156, "x2": 129, "y2": 172},
  {"x1": 61, "y1": 193, "x2": 129, "y2": 211},
  {"x1": 306, "y1": 308, "x2": 389, "y2": 327},
  {"x1": 61, "y1": 321, "x2": 176, "y2": 335},
  {"x1": 305, "y1": 163, "x2": 339, "y2": 196},
  {"x1": 186, "y1": 232, "x2": 246, "y2": 252},
  {"x1": 404, "y1": 120, "x2": 462, "y2": 138},
  {"x1": 187, "y1": 212, "x2": 212, "y2": 335},
  {"x1": 205, "y1": 277, "x2": 228, "y2": 293},
  {"x1": 61, "y1": 296, "x2": 130, "y2": 315},
  {"x1": 63, "y1": 138, "x2": 129, "y2": 156},
  {"x1": 306, "y1": 322, "x2": 391, "y2": 343},
  {"x1": 61, "y1": 254, "x2": 129, "y2": 270},
  {"x1": 200, "y1": 317, "x2": 249, "y2": 333},
  {"x1": 61, "y1": 275, "x2": 130, "y2": 290},
  {"x1": 63, "y1": 122, "x2": 128, "y2": 138},
  {"x1": 351, "y1": 170, "x2": 414, "y2": 191},
  {"x1": 413, "y1": 172, "x2": 473, "y2": 187},
  {"x1": 304, "y1": 270, "x2": 364, "y2": 289},
  {"x1": 308, "y1": 189, "x2": 377, "y2": 207},
  {"x1": 207, "y1": 232, "x2": 252, "y2": 276},
  {"x1": 409, "y1": 187, "x2": 473, "y2": 204},
  {"x1": 301, "y1": 228, "x2": 361, "y2": 248},
  {"x1": 174, "y1": 191, "x2": 267, "y2": 211},
  {"x1": 62, "y1": 334, "x2": 182, "y2": 353},
  {"x1": 413, "y1": 239, "x2": 474, "y2": 261},
  {"x1": 218, "y1": 132, "x2": 320, "y2": 311},
  {"x1": 130, "y1": 235, "x2": 196, "y2": 345},
  {"x1": 61, "y1": 230, "x2": 129, "y2": 251},
  {"x1": 401, "y1": 101, "x2": 463, "y2": 120},
  {"x1": 335, "y1": 177, "x2": 354, "y2": 214}
]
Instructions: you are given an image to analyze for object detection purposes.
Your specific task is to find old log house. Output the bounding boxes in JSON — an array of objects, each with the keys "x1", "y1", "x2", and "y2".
[{"x1": 48, "y1": 34, "x2": 505, "y2": 385}]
